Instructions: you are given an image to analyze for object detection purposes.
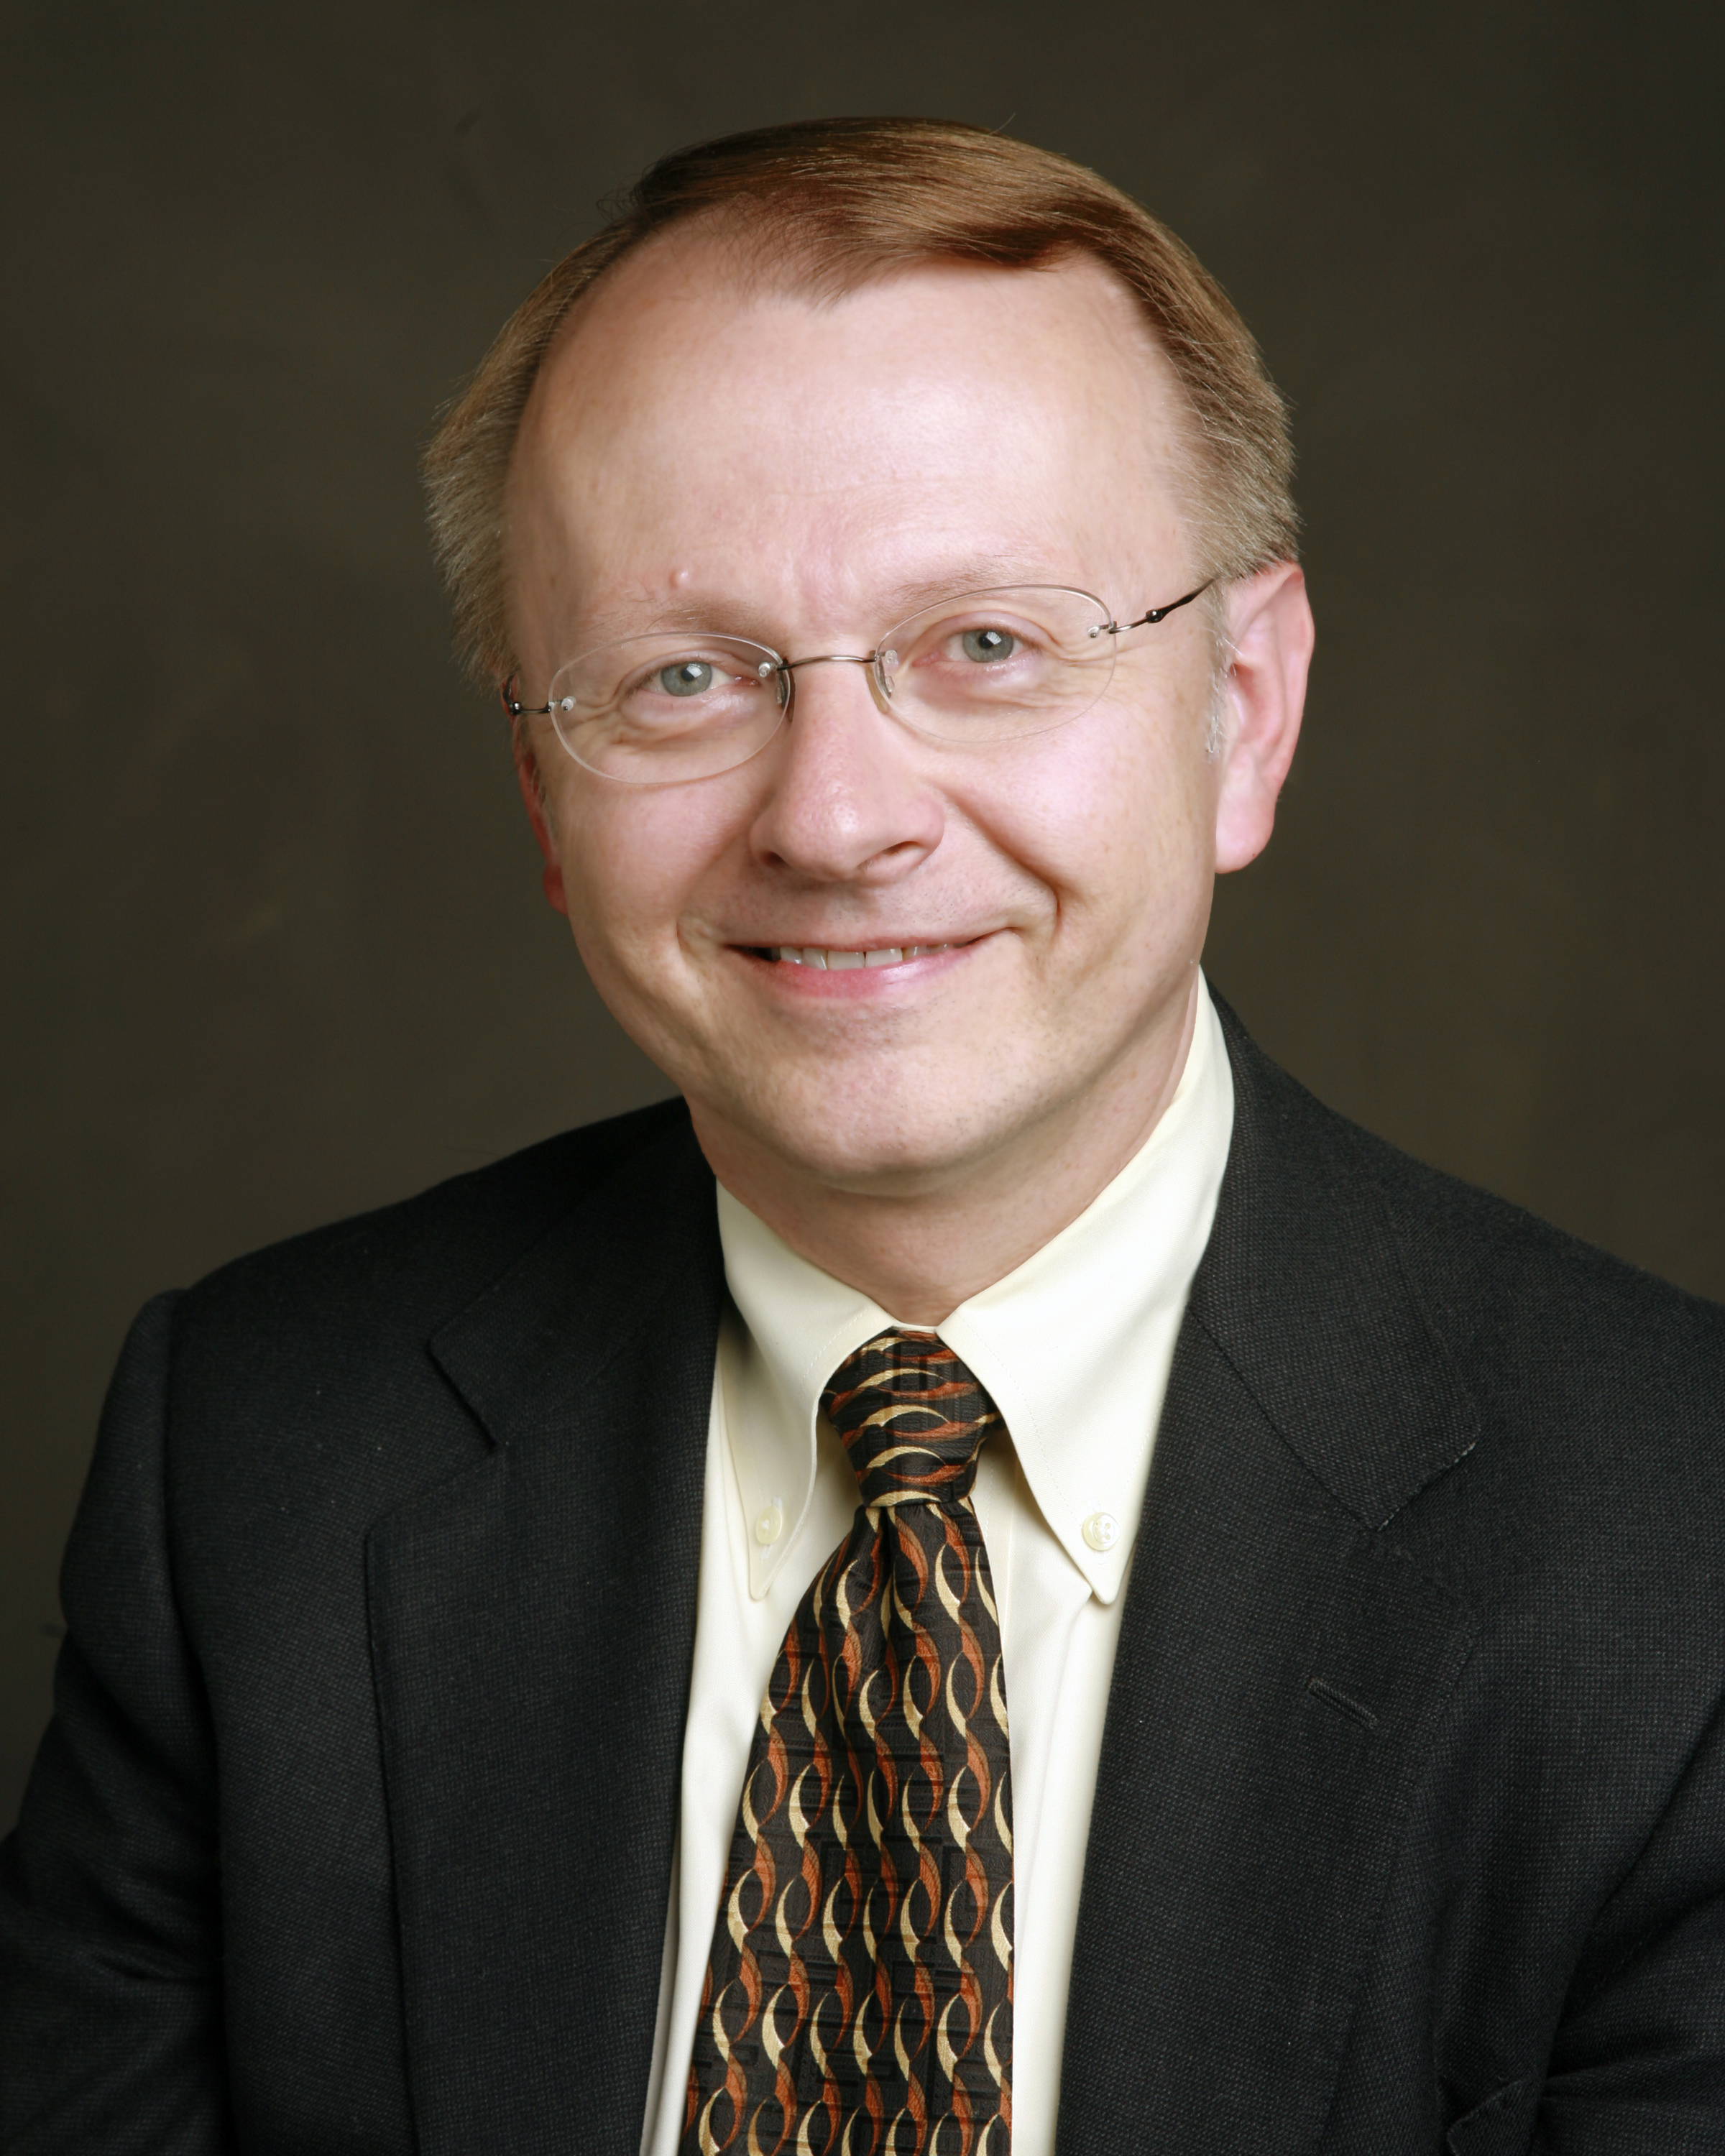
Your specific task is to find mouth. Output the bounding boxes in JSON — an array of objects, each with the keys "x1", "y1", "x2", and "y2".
[{"x1": 753, "y1": 942, "x2": 962, "y2": 970}]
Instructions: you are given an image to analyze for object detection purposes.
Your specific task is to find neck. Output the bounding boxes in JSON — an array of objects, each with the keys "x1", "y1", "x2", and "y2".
[{"x1": 692, "y1": 978, "x2": 1202, "y2": 1325}]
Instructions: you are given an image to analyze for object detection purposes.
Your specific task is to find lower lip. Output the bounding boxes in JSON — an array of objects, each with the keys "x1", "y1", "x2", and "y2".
[{"x1": 737, "y1": 942, "x2": 977, "y2": 995}]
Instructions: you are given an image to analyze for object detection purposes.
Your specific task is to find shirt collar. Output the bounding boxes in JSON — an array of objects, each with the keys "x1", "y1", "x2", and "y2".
[{"x1": 717, "y1": 977, "x2": 1236, "y2": 1601}]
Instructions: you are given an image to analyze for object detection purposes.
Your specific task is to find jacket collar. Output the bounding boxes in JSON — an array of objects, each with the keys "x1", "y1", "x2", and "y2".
[
  {"x1": 1191, "y1": 994, "x2": 1480, "y2": 1526},
  {"x1": 426, "y1": 1107, "x2": 720, "y2": 1464}
]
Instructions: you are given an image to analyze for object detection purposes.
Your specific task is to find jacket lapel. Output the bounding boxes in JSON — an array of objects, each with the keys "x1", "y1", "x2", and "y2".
[
  {"x1": 1056, "y1": 1010, "x2": 1481, "y2": 2153},
  {"x1": 365, "y1": 1115, "x2": 723, "y2": 2156}
]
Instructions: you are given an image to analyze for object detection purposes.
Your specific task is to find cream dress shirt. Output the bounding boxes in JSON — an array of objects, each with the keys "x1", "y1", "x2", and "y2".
[{"x1": 639, "y1": 980, "x2": 1234, "y2": 2156}]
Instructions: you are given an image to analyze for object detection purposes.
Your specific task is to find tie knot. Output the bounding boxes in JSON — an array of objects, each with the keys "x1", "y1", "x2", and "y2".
[{"x1": 820, "y1": 1330, "x2": 1001, "y2": 1509}]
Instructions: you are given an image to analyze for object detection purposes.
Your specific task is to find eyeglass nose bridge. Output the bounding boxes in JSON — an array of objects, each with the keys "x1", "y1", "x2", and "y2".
[{"x1": 769, "y1": 649, "x2": 896, "y2": 712}]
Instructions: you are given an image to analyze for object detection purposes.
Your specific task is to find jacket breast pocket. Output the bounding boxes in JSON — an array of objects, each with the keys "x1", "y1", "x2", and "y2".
[{"x1": 1447, "y1": 2077, "x2": 1536, "y2": 2154}]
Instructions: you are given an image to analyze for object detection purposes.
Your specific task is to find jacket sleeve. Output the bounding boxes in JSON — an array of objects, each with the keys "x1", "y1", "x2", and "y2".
[{"x1": 0, "y1": 1292, "x2": 236, "y2": 2155}]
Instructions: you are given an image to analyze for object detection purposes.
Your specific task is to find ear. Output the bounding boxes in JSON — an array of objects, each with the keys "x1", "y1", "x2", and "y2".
[
  {"x1": 512, "y1": 725, "x2": 569, "y2": 916},
  {"x1": 1212, "y1": 561, "x2": 1314, "y2": 874}
]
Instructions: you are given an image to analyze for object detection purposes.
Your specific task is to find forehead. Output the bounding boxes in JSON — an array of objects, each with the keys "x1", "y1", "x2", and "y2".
[{"x1": 505, "y1": 233, "x2": 1192, "y2": 642}]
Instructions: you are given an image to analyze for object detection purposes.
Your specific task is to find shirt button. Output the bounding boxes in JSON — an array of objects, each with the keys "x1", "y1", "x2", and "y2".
[
  {"x1": 1082, "y1": 1511, "x2": 1120, "y2": 1552},
  {"x1": 755, "y1": 1503, "x2": 785, "y2": 1547}
]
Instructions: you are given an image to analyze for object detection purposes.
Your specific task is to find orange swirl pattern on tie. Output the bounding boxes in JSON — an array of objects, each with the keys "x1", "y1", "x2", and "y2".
[{"x1": 681, "y1": 1330, "x2": 1014, "y2": 2156}]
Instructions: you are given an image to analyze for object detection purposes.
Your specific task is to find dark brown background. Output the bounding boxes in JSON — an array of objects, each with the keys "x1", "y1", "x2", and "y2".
[{"x1": 3, "y1": 0, "x2": 1721, "y2": 1830}]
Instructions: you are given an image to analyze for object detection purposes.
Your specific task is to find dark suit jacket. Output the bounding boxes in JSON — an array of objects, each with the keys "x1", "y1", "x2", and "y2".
[{"x1": 4, "y1": 1006, "x2": 1724, "y2": 2155}]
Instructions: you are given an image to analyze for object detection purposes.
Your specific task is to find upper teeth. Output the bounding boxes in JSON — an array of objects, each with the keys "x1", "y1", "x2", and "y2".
[{"x1": 770, "y1": 945, "x2": 951, "y2": 969}]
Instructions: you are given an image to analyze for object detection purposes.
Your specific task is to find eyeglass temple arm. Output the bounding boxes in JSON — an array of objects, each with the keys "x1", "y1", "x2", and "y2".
[
  {"x1": 1112, "y1": 580, "x2": 1213, "y2": 633},
  {"x1": 500, "y1": 679, "x2": 552, "y2": 719}
]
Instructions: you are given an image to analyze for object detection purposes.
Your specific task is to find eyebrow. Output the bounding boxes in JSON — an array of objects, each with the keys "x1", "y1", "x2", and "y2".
[{"x1": 569, "y1": 554, "x2": 1072, "y2": 650}]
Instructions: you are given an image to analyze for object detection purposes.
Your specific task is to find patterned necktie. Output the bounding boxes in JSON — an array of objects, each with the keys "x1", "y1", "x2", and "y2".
[{"x1": 681, "y1": 1329, "x2": 1015, "y2": 2156}]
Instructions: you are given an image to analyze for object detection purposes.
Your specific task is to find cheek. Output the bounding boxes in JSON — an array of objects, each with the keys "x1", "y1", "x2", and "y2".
[
  {"x1": 961, "y1": 691, "x2": 1217, "y2": 923},
  {"x1": 550, "y1": 778, "x2": 742, "y2": 975}
]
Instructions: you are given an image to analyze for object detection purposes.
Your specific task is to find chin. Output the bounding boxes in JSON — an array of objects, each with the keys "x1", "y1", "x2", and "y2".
[{"x1": 710, "y1": 1064, "x2": 1038, "y2": 1196}]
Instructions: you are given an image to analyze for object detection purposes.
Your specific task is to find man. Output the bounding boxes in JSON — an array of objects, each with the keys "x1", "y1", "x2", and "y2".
[{"x1": 2, "y1": 116, "x2": 1722, "y2": 2156}]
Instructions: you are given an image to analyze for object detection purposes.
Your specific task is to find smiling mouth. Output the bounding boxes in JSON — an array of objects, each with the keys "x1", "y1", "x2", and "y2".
[{"x1": 753, "y1": 942, "x2": 962, "y2": 969}]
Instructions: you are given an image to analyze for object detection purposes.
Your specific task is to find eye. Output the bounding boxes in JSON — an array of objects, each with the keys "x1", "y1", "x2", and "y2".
[
  {"x1": 659, "y1": 659, "x2": 722, "y2": 697},
  {"x1": 960, "y1": 627, "x2": 1016, "y2": 663}
]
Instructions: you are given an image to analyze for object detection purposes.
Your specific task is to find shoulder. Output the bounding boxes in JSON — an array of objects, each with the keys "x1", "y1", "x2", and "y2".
[
  {"x1": 1218, "y1": 992, "x2": 1725, "y2": 1403},
  {"x1": 174, "y1": 1094, "x2": 695, "y2": 1346},
  {"x1": 89, "y1": 1095, "x2": 712, "y2": 1637},
  {"x1": 1362, "y1": 1116, "x2": 1725, "y2": 1605},
  {"x1": 1364, "y1": 1112, "x2": 1725, "y2": 1422},
  {"x1": 140, "y1": 1096, "x2": 703, "y2": 1500},
  {"x1": 1215, "y1": 996, "x2": 1725, "y2": 1595},
  {"x1": 1311, "y1": 1059, "x2": 1724, "y2": 1437}
]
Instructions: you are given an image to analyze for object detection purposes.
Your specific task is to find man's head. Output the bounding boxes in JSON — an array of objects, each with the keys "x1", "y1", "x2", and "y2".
[{"x1": 424, "y1": 119, "x2": 1313, "y2": 1305}]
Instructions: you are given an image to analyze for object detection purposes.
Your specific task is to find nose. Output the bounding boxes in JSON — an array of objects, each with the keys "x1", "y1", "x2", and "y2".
[{"x1": 748, "y1": 658, "x2": 944, "y2": 884}]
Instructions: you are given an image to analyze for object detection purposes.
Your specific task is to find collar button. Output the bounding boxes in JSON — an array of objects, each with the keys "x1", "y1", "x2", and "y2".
[
  {"x1": 1082, "y1": 1511, "x2": 1120, "y2": 1553},
  {"x1": 755, "y1": 1503, "x2": 785, "y2": 1547}
]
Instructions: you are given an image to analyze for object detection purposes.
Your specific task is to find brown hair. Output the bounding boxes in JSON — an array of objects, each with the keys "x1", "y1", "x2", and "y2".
[{"x1": 423, "y1": 116, "x2": 1297, "y2": 686}]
